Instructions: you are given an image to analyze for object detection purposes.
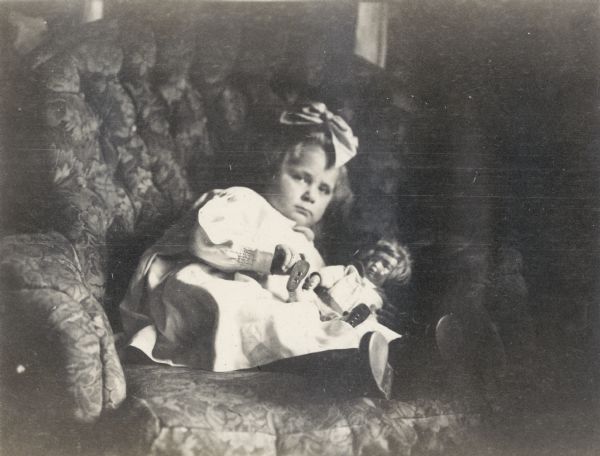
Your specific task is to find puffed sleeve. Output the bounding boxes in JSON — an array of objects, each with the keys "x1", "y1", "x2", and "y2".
[{"x1": 189, "y1": 188, "x2": 274, "y2": 274}]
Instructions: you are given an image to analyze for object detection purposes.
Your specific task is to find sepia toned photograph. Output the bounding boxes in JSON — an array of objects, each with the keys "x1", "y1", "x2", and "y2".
[{"x1": 0, "y1": 1, "x2": 598, "y2": 455}]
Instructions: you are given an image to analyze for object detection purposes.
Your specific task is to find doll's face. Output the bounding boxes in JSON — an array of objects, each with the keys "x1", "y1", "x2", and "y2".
[
  {"x1": 365, "y1": 251, "x2": 399, "y2": 287},
  {"x1": 266, "y1": 145, "x2": 338, "y2": 227}
]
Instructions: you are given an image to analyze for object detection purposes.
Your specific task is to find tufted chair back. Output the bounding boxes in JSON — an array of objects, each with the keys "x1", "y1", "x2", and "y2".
[
  {"x1": 0, "y1": 16, "x2": 225, "y2": 423},
  {"x1": 12, "y1": 18, "x2": 217, "y2": 323}
]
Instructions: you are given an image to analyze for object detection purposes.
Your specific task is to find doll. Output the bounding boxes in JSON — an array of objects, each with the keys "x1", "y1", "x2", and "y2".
[{"x1": 288, "y1": 239, "x2": 412, "y2": 330}]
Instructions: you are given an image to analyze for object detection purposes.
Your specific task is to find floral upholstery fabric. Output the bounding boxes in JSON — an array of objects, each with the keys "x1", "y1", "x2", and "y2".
[
  {"x1": 0, "y1": 233, "x2": 125, "y2": 422},
  {"x1": 3, "y1": 17, "x2": 206, "y2": 423},
  {"x1": 119, "y1": 29, "x2": 194, "y2": 215},
  {"x1": 94, "y1": 365, "x2": 478, "y2": 456}
]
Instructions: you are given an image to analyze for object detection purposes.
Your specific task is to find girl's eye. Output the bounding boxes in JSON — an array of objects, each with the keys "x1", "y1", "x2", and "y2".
[
  {"x1": 291, "y1": 173, "x2": 304, "y2": 182},
  {"x1": 319, "y1": 184, "x2": 332, "y2": 195}
]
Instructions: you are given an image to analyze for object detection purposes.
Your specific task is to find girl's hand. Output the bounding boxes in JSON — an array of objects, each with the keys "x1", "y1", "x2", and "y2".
[{"x1": 271, "y1": 244, "x2": 304, "y2": 274}]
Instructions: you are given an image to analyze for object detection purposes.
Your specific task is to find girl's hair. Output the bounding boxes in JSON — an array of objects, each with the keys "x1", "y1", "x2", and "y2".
[
  {"x1": 361, "y1": 239, "x2": 413, "y2": 286},
  {"x1": 251, "y1": 123, "x2": 354, "y2": 229},
  {"x1": 258, "y1": 124, "x2": 335, "y2": 174}
]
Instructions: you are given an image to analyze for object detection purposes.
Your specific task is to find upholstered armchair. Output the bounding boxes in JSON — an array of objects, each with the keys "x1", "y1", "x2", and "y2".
[{"x1": 1, "y1": 16, "x2": 489, "y2": 456}]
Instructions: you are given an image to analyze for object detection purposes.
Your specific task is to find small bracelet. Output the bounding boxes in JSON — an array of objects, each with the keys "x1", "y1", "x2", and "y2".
[
  {"x1": 236, "y1": 248, "x2": 257, "y2": 268},
  {"x1": 236, "y1": 248, "x2": 273, "y2": 274}
]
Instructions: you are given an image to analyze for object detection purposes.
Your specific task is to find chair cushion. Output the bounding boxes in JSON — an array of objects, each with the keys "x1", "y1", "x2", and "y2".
[{"x1": 105, "y1": 365, "x2": 479, "y2": 456}]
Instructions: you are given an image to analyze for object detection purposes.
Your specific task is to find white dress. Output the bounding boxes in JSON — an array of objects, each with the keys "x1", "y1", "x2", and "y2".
[{"x1": 120, "y1": 187, "x2": 397, "y2": 372}]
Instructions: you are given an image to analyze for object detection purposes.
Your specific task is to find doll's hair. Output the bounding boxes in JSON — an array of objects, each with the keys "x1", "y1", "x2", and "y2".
[{"x1": 361, "y1": 239, "x2": 412, "y2": 286}]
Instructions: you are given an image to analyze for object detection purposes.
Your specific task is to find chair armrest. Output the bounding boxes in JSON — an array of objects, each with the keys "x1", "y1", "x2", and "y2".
[{"x1": 0, "y1": 233, "x2": 126, "y2": 423}]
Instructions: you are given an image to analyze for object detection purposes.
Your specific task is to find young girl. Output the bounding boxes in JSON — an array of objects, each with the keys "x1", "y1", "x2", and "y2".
[{"x1": 119, "y1": 102, "x2": 395, "y2": 397}]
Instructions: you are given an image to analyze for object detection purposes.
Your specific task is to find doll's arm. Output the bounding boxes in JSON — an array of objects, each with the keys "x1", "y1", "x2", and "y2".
[
  {"x1": 312, "y1": 265, "x2": 349, "y2": 289},
  {"x1": 308, "y1": 265, "x2": 363, "y2": 314}
]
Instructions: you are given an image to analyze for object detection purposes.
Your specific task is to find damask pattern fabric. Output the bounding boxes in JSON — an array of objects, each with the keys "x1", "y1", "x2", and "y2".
[
  {"x1": 20, "y1": 18, "x2": 204, "y2": 295},
  {"x1": 119, "y1": 365, "x2": 478, "y2": 456},
  {"x1": 155, "y1": 38, "x2": 214, "y2": 194},
  {"x1": 0, "y1": 233, "x2": 126, "y2": 422},
  {"x1": 3, "y1": 18, "x2": 209, "y2": 423},
  {"x1": 119, "y1": 29, "x2": 195, "y2": 221},
  {"x1": 3, "y1": 16, "x2": 220, "y2": 425}
]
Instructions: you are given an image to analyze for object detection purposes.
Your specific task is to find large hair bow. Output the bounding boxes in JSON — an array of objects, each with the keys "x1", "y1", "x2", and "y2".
[{"x1": 279, "y1": 102, "x2": 358, "y2": 167}]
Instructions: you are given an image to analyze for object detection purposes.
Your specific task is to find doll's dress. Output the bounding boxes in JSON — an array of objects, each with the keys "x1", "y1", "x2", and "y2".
[
  {"x1": 318, "y1": 264, "x2": 384, "y2": 314},
  {"x1": 293, "y1": 265, "x2": 402, "y2": 342}
]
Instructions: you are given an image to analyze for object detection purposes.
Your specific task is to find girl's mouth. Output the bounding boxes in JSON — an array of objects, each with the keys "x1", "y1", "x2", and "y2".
[{"x1": 295, "y1": 206, "x2": 312, "y2": 217}]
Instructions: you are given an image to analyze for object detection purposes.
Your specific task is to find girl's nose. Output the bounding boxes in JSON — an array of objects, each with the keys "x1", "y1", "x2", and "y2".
[{"x1": 301, "y1": 188, "x2": 316, "y2": 203}]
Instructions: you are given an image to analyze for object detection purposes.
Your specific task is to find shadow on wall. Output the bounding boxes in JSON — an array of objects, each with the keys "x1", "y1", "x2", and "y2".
[{"x1": 385, "y1": 0, "x2": 600, "y2": 350}]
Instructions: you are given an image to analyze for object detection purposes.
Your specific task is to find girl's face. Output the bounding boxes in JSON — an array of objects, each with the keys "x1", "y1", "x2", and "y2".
[{"x1": 267, "y1": 145, "x2": 339, "y2": 227}]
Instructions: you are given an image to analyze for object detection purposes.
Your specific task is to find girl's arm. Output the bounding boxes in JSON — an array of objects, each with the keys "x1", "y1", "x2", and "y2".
[
  {"x1": 188, "y1": 187, "x2": 302, "y2": 275},
  {"x1": 186, "y1": 188, "x2": 273, "y2": 273},
  {"x1": 190, "y1": 225, "x2": 273, "y2": 274}
]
